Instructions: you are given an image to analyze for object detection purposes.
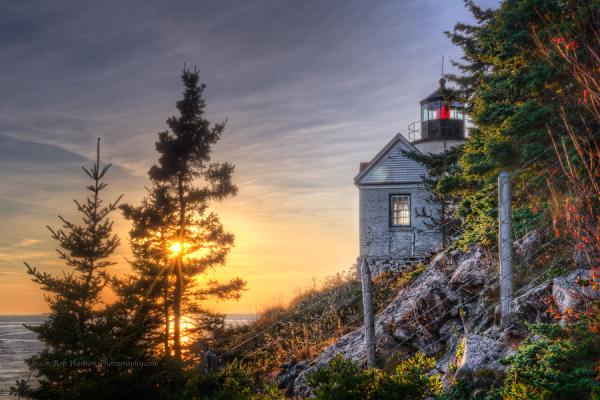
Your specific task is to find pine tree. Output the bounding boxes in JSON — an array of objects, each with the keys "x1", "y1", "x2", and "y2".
[
  {"x1": 20, "y1": 139, "x2": 122, "y2": 399},
  {"x1": 121, "y1": 184, "x2": 177, "y2": 357},
  {"x1": 441, "y1": 0, "x2": 598, "y2": 247},
  {"x1": 144, "y1": 67, "x2": 243, "y2": 360},
  {"x1": 403, "y1": 147, "x2": 463, "y2": 247}
]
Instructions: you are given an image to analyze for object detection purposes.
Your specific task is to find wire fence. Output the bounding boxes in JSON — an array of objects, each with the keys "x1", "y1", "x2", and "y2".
[{"x1": 218, "y1": 145, "x2": 567, "y2": 370}]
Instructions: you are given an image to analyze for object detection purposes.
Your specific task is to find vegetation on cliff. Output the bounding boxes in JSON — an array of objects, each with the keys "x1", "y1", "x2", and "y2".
[{"x1": 214, "y1": 264, "x2": 426, "y2": 378}]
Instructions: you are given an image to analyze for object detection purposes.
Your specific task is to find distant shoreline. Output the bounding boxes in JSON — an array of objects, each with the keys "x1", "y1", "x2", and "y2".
[{"x1": 0, "y1": 314, "x2": 256, "y2": 323}]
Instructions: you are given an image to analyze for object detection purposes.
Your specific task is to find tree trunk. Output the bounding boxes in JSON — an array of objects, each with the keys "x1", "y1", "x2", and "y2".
[
  {"x1": 163, "y1": 269, "x2": 170, "y2": 356},
  {"x1": 173, "y1": 174, "x2": 186, "y2": 360},
  {"x1": 173, "y1": 256, "x2": 182, "y2": 359}
]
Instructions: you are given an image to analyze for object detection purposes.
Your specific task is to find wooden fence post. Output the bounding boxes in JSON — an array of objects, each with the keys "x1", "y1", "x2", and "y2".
[
  {"x1": 360, "y1": 258, "x2": 376, "y2": 368},
  {"x1": 498, "y1": 171, "x2": 514, "y2": 328}
]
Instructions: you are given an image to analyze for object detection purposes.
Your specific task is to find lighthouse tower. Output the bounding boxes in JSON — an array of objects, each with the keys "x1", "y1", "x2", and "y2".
[{"x1": 408, "y1": 78, "x2": 466, "y2": 154}]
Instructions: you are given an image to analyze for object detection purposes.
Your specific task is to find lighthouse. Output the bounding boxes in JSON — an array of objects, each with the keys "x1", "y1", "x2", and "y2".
[
  {"x1": 408, "y1": 77, "x2": 466, "y2": 154},
  {"x1": 354, "y1": 78, "x2": 465, "y2": 274}
]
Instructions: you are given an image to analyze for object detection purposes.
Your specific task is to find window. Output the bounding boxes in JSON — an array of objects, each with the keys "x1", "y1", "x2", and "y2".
[
  {"x1": 421, "y1": 101, "x2": 465, "y2": 121},
  {"x1": 390, "y1": 195, "x2": 410, "y2": 226},
  {"x1": 421, "y1": 101, "x2": 440, "y2": 121}
]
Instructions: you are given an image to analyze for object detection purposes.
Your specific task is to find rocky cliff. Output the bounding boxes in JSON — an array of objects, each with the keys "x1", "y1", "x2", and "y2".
[{"x1": 279, "y1": 232, "x2": 599, "y2": 397}]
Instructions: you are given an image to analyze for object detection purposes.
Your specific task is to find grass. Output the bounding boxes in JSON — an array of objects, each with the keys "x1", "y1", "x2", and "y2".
[{"x1": 214, "y1": 263, "x2": 427, "y2": 378}]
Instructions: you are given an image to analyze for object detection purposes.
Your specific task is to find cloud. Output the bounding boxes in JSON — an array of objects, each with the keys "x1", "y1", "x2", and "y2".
[
  {"x1": 13, "y1": 238, "x2": 42, "y2": 248},
  {"x1": 0, "y1": 0, "x2": 501, "y2": 314}
]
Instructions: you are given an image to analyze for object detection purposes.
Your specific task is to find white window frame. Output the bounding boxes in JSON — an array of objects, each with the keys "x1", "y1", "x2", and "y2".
[{"x1": 389, "y1": 194, "x2": 411, "y2": 227}]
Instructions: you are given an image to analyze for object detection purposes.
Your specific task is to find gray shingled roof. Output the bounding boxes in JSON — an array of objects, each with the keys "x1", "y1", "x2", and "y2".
[{"x1": 355, "y1": 134, "x2": 427, "y2": 185}]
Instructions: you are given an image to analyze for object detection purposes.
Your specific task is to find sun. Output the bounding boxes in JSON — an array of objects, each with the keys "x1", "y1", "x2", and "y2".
[{"x1": 169, "y1": 241, "x2": 183, "y2": 256}]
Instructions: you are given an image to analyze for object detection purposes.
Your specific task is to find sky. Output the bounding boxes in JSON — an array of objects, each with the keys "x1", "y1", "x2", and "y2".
[{"x1": 0, "y1": 0, "x2": 497, "y2": 315}]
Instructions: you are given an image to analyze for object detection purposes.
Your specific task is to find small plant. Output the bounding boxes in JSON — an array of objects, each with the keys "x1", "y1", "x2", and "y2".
[
  {"x1": 439, "y1": 380, "x2": 478, "y2": 400},
  {"x1": 377, "y1": 352, "x2": 443, "y2": 400},
  {"x1": 306, "y1": 355, "x2": 382, "y2": 400},
  {"x1": 455, "y1": 338, "x2": 465, "y2": 362},
  {"x1": 307, "y1": 353, "x2": 442, "y2": 400},
  {"x1": 486, "y1": 323, "x2": 600, "y2": 399},
  {"x1": 184, "y1": 360, "x2": 286, "y2": 400}
]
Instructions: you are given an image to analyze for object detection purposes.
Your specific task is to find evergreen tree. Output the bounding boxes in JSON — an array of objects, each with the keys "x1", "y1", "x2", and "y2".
[
  {"x1": 443, "y1": 0, "x2": 598, "y2": 247},
  {"x1": 403, "y1": 146, "x2": 463, "y2": 248},
  {"x1": 120, "y1": 184, "x2": 177, "y2": 356},
  {"x1": 19, "y1": 139, "x2": 123, "y2": 399},
  {"x1": 144, "y1": 67, "x2": 243, "y2": 360}
]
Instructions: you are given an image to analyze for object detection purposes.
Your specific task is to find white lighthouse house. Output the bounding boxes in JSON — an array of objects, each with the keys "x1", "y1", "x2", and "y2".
[{"x1": 354, "y1": 78, "x2": 466, "y2": 272}]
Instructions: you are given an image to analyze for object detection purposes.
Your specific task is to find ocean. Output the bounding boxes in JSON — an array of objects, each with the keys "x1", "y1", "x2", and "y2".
[
  {"x1": 0, "y1": 316, "x2": 44, "y2": 399},
  {"x1": 0, "y1": 314, "x2": 254, "y2": 399}
]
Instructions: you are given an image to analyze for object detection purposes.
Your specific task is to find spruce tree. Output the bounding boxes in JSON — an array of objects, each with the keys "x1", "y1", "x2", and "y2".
[
  {"x1": 145, "y1": 67, "x2": 243, "y2": 360},
  {"x1": 121, "y1": 184, "x2": 177, "y2": 356},
  {"x1": 403, "y1": 146, "x2": 463, "y2": 247},
  {"x1": 20, "y1": 139, "x2": 122, "y2": 399},
  {"x1": 442, "y1": 0, "x2": 598, "y2": 247}
]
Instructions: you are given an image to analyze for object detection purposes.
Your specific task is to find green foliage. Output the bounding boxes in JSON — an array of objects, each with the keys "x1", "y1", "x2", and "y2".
[
  {"x1": 184, "y1": 360, "x2": 286, "y2": 400},
  {"x1": 377, "y1": 353, "x2": 443, "y2": 400},
  {"x1": 438, "y1": 380, "x2": 487, "y2": 400},
  {"x1": 443, "y1": 0, "x2": 597, "y2": 248},
  {"x1": 307, "y1": 355, "x2": 382, "y2": 400},
  {"x1": 306, "y1": 353, "x2": 442, "y2": 400},
  {"x1": 486, "y1": 323, "x2": 600, "y2": 399},
  {"x1": 403, "y1": 147, "x2": 463, "y2": 247}
]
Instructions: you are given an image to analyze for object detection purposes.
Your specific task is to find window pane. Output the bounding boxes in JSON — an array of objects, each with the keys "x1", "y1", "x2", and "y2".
[{"x1": 390, "y1": 195, "x2": 410, "y2": 226}]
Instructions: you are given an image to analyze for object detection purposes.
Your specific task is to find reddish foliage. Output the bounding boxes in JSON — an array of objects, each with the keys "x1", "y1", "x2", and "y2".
[{"x1": 534, "y1": 18, "x2": 600, "y2": 327}]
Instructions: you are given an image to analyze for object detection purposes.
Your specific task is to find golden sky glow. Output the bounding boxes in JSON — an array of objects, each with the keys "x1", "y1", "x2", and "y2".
[
  {"x1": 0, "y1": 0, "x2": 495, "y2": 316},
  {"x1": 0, "y1": 173, "x2": 358, "y2": 315}
]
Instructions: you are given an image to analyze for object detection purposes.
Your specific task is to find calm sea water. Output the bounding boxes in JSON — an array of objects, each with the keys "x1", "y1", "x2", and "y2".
[
  {"x1": 0, "y1": 315, "x2": 45, "y2": 399},
  {"x1": 0, "y1": 314, "x2": 253, "y2": 399}
]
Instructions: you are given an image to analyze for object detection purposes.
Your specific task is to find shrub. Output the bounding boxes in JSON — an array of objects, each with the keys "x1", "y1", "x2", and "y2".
[
  {"x1": 377, "y1": 352, "x2": 443, "y2": 400},
  {"x1": 486, "y1": 323, "x2": 600, "y2": 400},
  {"x1": 184, "y1": 360, "x2": 286, "y2": 400},
  {"x1": 306, "y1": 355, "x2": 382, "y2": 400},
  {"x1": 306, "y1": 353, "x2": 442, "y2": 400}
]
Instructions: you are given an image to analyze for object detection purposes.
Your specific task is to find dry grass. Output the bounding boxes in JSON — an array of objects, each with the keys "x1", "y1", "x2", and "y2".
[{"x1": 214, "y1": 264, "x2": 426, "y2": 377}]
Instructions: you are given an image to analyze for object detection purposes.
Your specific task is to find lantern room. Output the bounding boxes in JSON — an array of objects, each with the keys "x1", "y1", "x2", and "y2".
[{"x1": 410, "y1": 78, "x2": 465, "y2": 145}]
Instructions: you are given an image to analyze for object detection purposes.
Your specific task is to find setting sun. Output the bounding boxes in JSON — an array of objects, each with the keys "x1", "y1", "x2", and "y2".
[{"x1": 169, "y1": 241, "x2": 183, "y2": 256}]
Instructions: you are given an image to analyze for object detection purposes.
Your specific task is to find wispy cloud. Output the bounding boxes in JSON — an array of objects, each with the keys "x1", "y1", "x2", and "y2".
[
  {"x1": 13, "y1": 238, "x2": 42, "y2": 248},
  {"x1": 0, "y1": 0, "x2": 500, "y2": 314}
]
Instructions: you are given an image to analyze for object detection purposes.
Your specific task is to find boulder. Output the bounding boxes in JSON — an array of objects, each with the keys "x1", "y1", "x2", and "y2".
[
  {"x1": 413, "y1": 290, "x2": 453, "y2": 332},
  {"x1": 276, "y1": 359, "x2": 308, "y2": 396},
  {"x1": 513, "y1": 230, "x2": 542, "y2": 265},
  {"x1": 449, "y1": 247, "x2": 495, "y2": 294},
  {"x1": 292, "y1": 248, "x2": 493, "y2": 396},
  {"x1": 454, "y1": 334, "x2": 511, "y2": 388},
  {"x1": 553, "y1": 269, "x2": 600, "y2": 324},
  {"x1": 504, "y1": 279, "x2": 553, "y2": 337},
  {"x1": 289, "y1": 236, "x2": 566, "y2": 397}
]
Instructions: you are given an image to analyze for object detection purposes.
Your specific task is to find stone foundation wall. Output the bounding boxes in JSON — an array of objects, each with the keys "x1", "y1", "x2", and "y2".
[{"x1": 356, "y1": 256, "x2": 421, "y2": 277}]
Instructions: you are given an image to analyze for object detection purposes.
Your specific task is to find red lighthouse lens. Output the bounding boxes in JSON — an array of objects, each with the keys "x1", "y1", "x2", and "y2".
[{"x1": 438, "y1": 103, "x2": 450, "y2": 119}]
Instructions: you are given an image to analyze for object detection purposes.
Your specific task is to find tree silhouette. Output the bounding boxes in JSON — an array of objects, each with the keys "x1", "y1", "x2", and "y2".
[
  {"x1": 19, "y1": 139, "x2": 123, "y2": 399},
  {"x1": 130, "y1": 67, "x2": 243, "y2": 360}
]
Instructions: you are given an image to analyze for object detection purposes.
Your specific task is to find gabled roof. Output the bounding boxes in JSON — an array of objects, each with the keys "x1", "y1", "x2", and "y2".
[{"x1": 354, "y1": 133, "x2": 427, "y2": 186}]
